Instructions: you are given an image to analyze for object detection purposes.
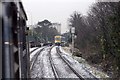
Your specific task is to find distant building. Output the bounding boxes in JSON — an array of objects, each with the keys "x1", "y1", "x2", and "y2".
[{"x1": 51, "y1": 23, "x2": 61, "y2": 34}]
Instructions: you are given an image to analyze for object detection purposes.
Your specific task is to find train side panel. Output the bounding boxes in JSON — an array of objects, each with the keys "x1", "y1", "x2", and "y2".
[{"x1": 2, "y1": 1, "x2": 29, "y2": 78}]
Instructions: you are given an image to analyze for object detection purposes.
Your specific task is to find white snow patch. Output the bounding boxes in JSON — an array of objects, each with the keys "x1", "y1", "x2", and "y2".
[
  {"x1": 60, "y1": 46, "x2": 109, "y2": 78},
  {"x1": 29, "y1": 47, "x2": 38, "y2": 52},
  {"x1": 30, "y1": 47, "x2": 45, "y2": 61},
  {"x1": 51, "y1": 46, "x2": 78, "y2": 78},
  {"x1": 31, "y1": 47, "x2": 54, "y2": 78},
  {"x1": 59, "y1": 46, "x2": 71, "y2": 56}
]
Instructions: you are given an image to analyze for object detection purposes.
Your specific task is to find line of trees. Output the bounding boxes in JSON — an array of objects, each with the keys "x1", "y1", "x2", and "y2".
[
  {"x1": 69, "y1": 2, "x2": 120, "y2": 77},
  {"x1": 28, "y1": 20, "x2": 59, "y2": 43}
]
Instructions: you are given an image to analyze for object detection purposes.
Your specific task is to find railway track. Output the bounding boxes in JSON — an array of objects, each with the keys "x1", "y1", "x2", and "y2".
[
  {"x1": 56, "y1": 46, "x2": 99, "y2": 80},
  {"x1": 30, "y1": 46, "x2": 99, "y2": 79},
  {"x1": 57, "y1": 47, "x2": 85, "y2": 79},
  {"x1": 48, "y1": 46, "x2": 84, "y2": 79},
  {"x1": 30, "y1": 47, "x2": 39, "y2": 54},
  {"x1": 30, "y1": 47, "x2": 45, "y2": 70},
  {"x1": 49, "y1": 46, "x2": 59, "y2": 79},
  {"x1": 56, "y1": 46, "x2": 84, "y2": 79}
]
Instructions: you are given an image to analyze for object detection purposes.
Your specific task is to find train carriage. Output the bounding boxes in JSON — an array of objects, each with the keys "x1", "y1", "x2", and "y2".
[
  {"x1": 1, "y1": 0, "x2": 29, "y2": 78},
  {"x1": 54, "y1": 35, "x2": 61, "y2": 46}
]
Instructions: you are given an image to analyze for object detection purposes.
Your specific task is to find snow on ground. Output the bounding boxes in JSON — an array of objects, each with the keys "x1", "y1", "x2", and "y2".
[
  {"x1": 30, "y1": 46, "x2": 109, "y2": 78},
  {"x1": 59, "y1": 46, "x2": 71, "y2": 56},
  {"x1": 51, "y1": 46, "x2": 78, "y2": 78},
  {"x1": 29, "y1": 47, "x2": 38, "y2": 52},
  {"x1": 31, "y1": 47, "x2": 55, "y2": 78},
  {"x1": 63, "y1": 55, "x2": 96, "y2": 78},
  {"x1": 61, "y1": 46, "x2": 109, "y2": 78},
  {"x1": 30, "y1": 47, "x2": 45, "y2": 61},
  {"x1": 59, "y1": 47, "x2": 93, "y2": 78},
  {"x1": 40, "y1": 47, "x2": 54, "y2": 78},
  {"x1": 75, "y1": 55, "x2": 108, "y2": 78}
]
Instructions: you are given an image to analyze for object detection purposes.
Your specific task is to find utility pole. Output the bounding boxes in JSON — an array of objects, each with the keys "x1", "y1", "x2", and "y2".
[
  {"x1": 71, "y1": 27, "x2": 75, "y2": 54},
  {"x1": 26, "y1": 27, "x2": 30, "y2": 78}
]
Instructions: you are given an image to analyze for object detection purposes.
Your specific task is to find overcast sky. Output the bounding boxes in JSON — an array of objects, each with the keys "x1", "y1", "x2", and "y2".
[{"x1": 22, "y1": 0, "x2": 95, "y2": 33}]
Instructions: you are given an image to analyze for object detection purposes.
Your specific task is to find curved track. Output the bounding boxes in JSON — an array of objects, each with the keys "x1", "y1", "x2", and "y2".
[
  {"x1": 30, "y1": 47, "x2": 45, "y2": 70},
  {"x1": 30, "y1": 46, "x2": 99, "y2": 79},
  {"x1": 49, "y1": 46, "x2": 84, "y2": 79},
  {"x1": 56, "y1": 46, "x2": 84, "y2": 79},
  {"x1": 30, "y1": 47, "x2": 39, "y2": 54},
  {"x1": 56, "y1": 46, "x2": 99, "y2": 80},
  {"x1": 49, "y1": 46, "x2": 59, "y2": 79}
]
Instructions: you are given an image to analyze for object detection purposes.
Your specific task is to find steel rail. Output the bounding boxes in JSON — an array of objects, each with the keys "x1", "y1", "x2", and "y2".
[
  {"x1": 82, "y1": 67, "x2": 99, "y2": 80},
  {"x1": 30, "y1": 47, "x2": 39, "y2": 54},
  {"x1": 49, "y1": 46, "x2": 59, "y2": 80},
  {"x1": 57, "y1": 47, "x2": 99, "y2": 80},
  {"x1": 30, "y1": 47, "x2": 45, "y2": 70},
  {"x1": 56, "y1": 47, "x2": 84, "y2": 80}
]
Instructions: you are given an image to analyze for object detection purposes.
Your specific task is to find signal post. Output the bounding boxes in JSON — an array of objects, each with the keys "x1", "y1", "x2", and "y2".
[{"x1": 71, "y1": 27, "x2": 75, "y2": 54}]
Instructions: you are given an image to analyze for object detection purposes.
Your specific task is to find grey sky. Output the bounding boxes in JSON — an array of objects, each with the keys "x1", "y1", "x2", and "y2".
[{"x1": 22, "y1": 0, "x2": 95, "y2": 33}]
